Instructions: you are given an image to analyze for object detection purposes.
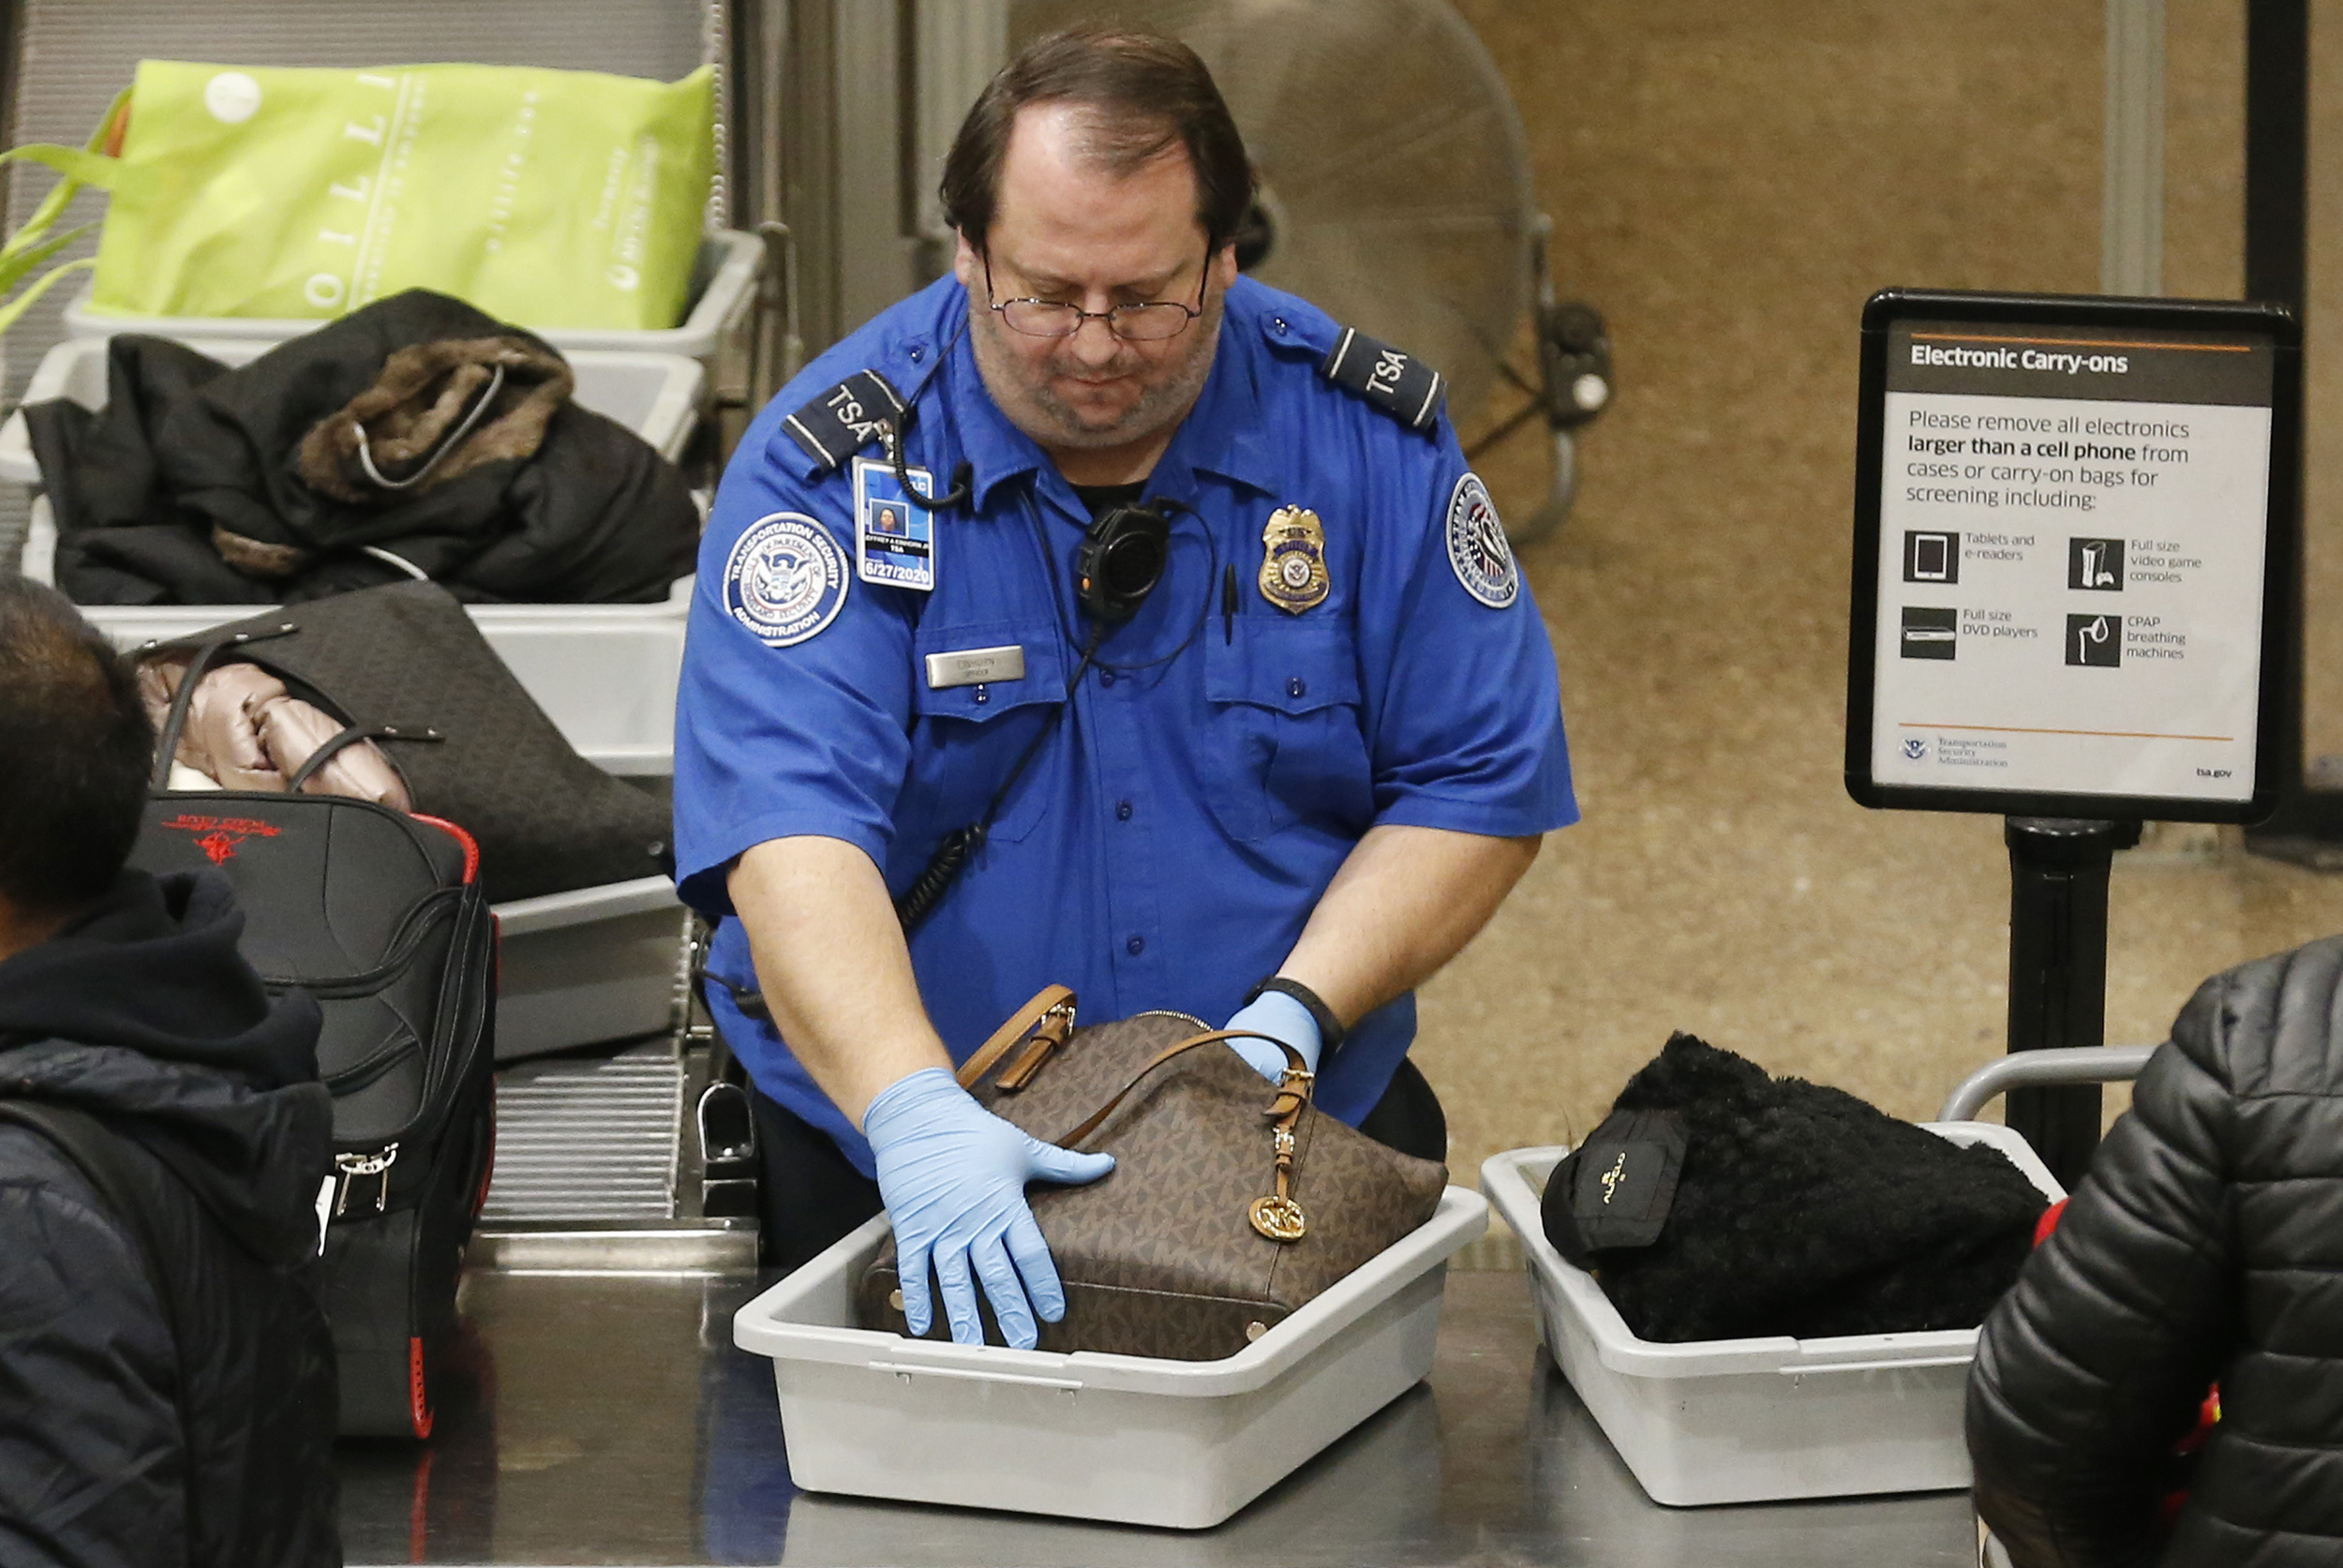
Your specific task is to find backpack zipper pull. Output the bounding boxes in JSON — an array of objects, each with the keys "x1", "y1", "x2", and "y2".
[{"x1": 333, "y1": 1142, "x2": 400, "y2": 1217}]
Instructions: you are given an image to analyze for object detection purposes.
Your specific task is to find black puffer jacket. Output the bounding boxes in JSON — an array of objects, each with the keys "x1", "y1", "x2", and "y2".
[
  {"x1": 1967, "y1": 935, "x2": 2343, "y2": 1567},
  {"x1": 0, "y1": 870, "x2": 337, "y2": 1568}
]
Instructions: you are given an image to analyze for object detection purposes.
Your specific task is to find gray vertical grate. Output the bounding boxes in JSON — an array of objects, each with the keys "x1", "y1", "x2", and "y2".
[{"x1": 483, "y1": 1045, "x2": 682, "y2": 1222}]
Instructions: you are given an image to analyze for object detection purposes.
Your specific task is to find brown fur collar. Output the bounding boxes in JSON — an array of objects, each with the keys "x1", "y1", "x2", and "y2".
[{"x1": 295, "y1": 336, "x2": 574, "y2": 504}]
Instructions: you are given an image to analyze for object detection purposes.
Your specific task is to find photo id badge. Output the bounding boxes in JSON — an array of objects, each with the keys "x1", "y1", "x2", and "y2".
[{"x1": 854, "y1": 455, "x2": 935, "y2": 591}]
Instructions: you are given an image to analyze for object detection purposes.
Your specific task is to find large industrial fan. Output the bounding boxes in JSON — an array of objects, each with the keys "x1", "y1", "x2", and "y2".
[{"x1": 1009, "y1": 0, "x2": 1609, "y2": 540}]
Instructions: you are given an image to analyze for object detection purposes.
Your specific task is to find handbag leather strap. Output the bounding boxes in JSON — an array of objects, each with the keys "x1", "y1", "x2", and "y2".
[
  {"x1": 954, "y1": 984, "x2": 1075, "y2": 1091},
  {"x1": 1052, "y1": 1029, "x2": 1309, "y2": 1148},
  {"x1": 955, "y1": 985, "x2": 1313, "y2": 1145}
]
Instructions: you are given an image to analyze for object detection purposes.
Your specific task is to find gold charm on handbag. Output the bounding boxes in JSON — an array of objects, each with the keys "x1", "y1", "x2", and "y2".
[
  {"x1": 1258, "y1": 505, "x2": 1329, "y2": 614},
  {"x1": 1249, "y1": 1193, "x2": 1307, "y2": 1241},
  {"x1": 1249, "y1": 1120, "x2": 1309, "y2": 1241}
]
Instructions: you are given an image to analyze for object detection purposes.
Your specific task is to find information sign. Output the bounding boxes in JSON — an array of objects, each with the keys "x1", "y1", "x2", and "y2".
[{"x1": 1847, "y1": 291, "x2": 2299, "y2": 822}]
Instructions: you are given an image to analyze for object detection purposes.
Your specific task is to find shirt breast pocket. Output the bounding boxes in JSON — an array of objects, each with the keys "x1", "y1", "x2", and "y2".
[
  {"x1": 903, "y1": 620, "x2": 1067, "y2": 846},
  {"x1": 1203, "y1": 618, "x2": 1374, "y2": 843}
]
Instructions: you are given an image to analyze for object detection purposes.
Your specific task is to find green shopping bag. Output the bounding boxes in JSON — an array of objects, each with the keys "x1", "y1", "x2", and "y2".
[{"x1": 12, "y1": 61, "x2": 713, "y2": 333}]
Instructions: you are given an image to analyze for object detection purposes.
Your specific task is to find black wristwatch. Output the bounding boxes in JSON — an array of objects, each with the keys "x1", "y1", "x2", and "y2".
[{"x1": 1243, "y1": 976, "x2": 1347, "y2": 1054}]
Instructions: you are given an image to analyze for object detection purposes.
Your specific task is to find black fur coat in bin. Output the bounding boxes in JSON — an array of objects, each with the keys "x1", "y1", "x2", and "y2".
[{"x1": 1543, "y1": 1033, "x2": 2048, "y2": 1344}]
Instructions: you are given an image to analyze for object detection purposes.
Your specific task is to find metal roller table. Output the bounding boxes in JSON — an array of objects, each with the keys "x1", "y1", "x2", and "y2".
[{"x1": 336, "y1": 1266, "x2": 1979, "y2": 1566}]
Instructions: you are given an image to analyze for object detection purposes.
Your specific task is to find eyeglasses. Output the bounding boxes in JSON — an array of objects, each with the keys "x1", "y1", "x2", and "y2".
[{"x1": 982, "y1": 250, "x2": 1210, "y2": 342}]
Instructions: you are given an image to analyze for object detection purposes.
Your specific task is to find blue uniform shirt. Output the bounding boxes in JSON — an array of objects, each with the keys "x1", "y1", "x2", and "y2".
[{"x1": 674, "y1": 273, "x2": 1576, "y2": 1176}]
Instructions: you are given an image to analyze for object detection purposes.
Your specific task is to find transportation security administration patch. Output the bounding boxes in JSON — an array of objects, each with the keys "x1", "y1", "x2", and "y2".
[
  {"x1": 1445, "y1": 472, "x2": 1517, "y2": 608},
  {"x1": 724, "y1": 513, "x2": 849, "y2": 648}
]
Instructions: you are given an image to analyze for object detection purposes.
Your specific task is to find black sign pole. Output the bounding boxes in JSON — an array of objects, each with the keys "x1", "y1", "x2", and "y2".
[
  {"x1": 2240, "y1": 0, "x2": 2326, "y2": 857},
  {"x1": 2001, "y1": 817, "x2": 2138, "y2": 1188}
]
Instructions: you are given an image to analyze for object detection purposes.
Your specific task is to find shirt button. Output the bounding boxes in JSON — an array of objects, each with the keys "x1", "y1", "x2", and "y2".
[
  {"x1": 1286, "y1": 676, "x2": 1306, "y2": 698},
  {"x1": 1272, "y1": 317, "x2": 1289, "y2": 335},
  {"x1": 908, "y1": 345, "x2": 925, "y2": 363},
  {"x1": 1116, "y1": 799, "x2": 1134, "y2": 821},
  {"x1": 973, "y1": 684, "x2": 989, "y2": 705},
  {"x1": 1099, "y1": 669, "x2": 1118, "y2": 687},
  {"x1": 1127, "y1": 934, "x2": 1146, "y2": 956}
]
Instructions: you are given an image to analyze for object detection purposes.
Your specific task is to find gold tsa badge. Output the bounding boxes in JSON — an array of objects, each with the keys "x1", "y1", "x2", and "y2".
[{"x1": 1259, "y1": 505, "x2": 1330, "y2": 614}]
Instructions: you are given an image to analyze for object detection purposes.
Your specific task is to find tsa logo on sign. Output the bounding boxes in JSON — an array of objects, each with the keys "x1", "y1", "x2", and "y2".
[
  {"x1": 724, "y1": 513, "x2": 849, "y2": 648},
  {"x1": 1903, "y1": 738, "x2": 1929, "y2": 762}
]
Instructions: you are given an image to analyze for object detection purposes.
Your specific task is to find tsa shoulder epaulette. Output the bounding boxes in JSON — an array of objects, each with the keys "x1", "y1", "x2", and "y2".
[
  {"x1": 783, "y1": 368, "x2": 906, "y2": 471},
  {"x1": 1320, "y1": 326, "x2": 1445, "y2": 434}
]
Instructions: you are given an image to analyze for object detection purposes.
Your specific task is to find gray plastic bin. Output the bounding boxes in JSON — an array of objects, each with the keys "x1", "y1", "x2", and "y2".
[{"x1": 59, "y1": 229, "x2": 762, "y2": 364}]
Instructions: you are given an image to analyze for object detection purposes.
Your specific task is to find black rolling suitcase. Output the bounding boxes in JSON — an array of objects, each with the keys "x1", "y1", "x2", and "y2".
[{"x1": 131, "y1": 635, "x2": 497, "y2": 1439}]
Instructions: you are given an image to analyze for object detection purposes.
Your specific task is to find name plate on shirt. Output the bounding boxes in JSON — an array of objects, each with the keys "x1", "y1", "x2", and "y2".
[{"x1": 924, "y1": 645, "x2": 1026, "y2": 689}]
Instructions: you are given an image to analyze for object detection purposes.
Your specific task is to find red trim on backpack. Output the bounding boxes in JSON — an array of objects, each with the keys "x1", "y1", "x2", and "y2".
[
  {"x1": 409, "y1": 1337, "x2": 435, "y2": 1440},
  {"x1": 408, "y1": 814, "x2": 480, "y2": 886}
]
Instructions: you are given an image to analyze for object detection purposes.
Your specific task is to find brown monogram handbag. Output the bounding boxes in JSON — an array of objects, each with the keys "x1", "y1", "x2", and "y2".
[{"x1": 856, "y1": 986, "x2": 1449, "y2": 1361}]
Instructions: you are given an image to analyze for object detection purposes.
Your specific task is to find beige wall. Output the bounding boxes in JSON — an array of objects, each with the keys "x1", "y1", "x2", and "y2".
[{"x1": 1412, "y1": 1, "x2": 2343, "y2": 1176}]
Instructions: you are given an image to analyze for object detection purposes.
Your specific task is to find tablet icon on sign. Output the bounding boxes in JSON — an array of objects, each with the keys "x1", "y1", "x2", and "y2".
[
  {"x1": 1901, "y1": 606, "x2": 1958, "y2": 660},
  {"x1": 2067, "y1": 614, "x2": 2121, "y2": 667},
  {"x1": 2067, "y1": 537, "x2": 2124, "y2": 591},
  {"x1": 1903, "y1": 530, "x2": 1960, "y2": 584}
]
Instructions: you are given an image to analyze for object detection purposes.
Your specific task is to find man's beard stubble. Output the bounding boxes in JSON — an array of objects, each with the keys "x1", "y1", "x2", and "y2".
[{"x1": 969, "y1": 289, "x2": 1225, "y2": 454}]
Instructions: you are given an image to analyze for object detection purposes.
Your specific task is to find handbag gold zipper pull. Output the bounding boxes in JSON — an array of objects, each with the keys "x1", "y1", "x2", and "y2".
[{"x1": 1248, "y1": 1102, "x2": 1308, "y2": 1243}]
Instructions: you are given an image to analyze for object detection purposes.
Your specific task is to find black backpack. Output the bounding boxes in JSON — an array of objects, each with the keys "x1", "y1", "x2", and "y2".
[{"x1": 131, "y1": 630, "x2": 497, "y2": 1437}]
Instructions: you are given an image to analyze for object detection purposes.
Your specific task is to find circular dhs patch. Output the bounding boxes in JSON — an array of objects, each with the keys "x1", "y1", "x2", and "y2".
[
  {"x1": 1444, "y1": 472, "x2": 1517, "y2": 608},
  {"x1": 724, "y1": 513, "x2": 849, "y2": 647}
]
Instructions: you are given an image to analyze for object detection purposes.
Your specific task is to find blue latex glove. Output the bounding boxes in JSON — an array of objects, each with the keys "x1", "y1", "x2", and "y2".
[
  {"x1": 861, "y1": 1067, "x2": 1115, "y2": 1350},
  {"x1": 1222, "y1": 990, "x2": 1323, "y2": 1084}
]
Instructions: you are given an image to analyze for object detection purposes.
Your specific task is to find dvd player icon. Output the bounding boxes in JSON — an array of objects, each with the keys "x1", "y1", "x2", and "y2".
[{"x1": 1901, "y1": 605, "x2": 1958, "y2": 660}]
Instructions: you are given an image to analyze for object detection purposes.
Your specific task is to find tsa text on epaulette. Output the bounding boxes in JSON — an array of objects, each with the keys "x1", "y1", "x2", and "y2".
[
  {"x1": 1321, "y1": 327, "x2": 1445, "y2": 433},
  {"x1": 784, "y1": 369, "x2": 907, "y2": 471}
]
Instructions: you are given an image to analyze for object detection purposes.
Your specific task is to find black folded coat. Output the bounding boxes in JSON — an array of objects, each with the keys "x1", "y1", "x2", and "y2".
[
  {"x1": 1543, "y1": 1033, "x2": 2049, "y2": 1343},
  {"x1": 27, "y1": 289, "x2": 698, "y2": 607}
]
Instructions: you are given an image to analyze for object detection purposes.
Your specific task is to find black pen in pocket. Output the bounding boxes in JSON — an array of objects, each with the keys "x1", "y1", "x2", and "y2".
[{"x1": 1222, "y1": 563, "x2": 1237, "y2": 644}]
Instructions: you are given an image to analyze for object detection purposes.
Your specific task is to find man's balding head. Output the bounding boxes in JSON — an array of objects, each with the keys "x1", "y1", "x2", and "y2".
[
  {"x1": 0, "y1": 578, "x2": 154, "y2": 918},
  {"x1": 939, "y1": 24, "x2": 1255, "y2": 256}
]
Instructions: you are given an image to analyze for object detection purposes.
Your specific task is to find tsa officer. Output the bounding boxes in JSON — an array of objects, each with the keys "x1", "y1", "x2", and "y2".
[{"x1": 673, "y1": 25, "x2": 1576, "y2": 1349}]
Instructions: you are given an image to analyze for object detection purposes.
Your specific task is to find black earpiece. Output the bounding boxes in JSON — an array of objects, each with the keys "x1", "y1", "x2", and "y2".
[{"x1": 1076, "y1": 504, "x2": 1172, "y2": 624}]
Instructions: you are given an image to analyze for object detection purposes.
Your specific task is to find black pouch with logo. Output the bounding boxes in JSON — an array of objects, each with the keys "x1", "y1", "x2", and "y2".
[{"x1": 1541, "y1": 1109, "x2": 1688, "y2": 1269}]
